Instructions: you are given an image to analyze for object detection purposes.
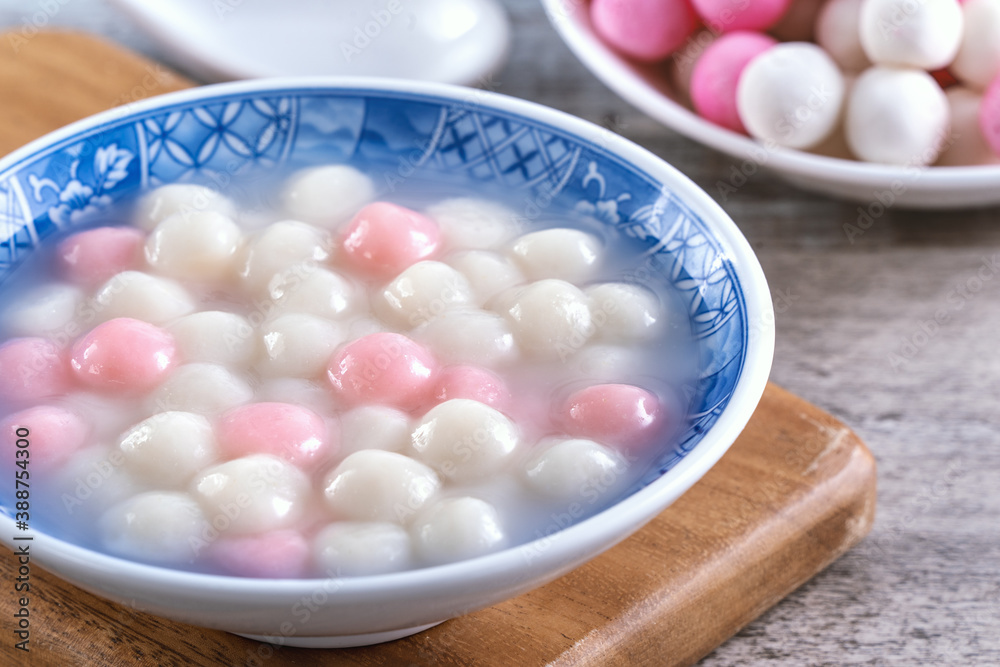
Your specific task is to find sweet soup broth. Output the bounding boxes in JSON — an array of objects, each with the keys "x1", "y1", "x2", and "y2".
[{"x1": 0, "y1": 166, "x2": 696, "y2": 577}]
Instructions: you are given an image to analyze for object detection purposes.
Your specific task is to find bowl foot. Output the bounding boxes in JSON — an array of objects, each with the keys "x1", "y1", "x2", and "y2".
[{"x1": 234, "y1": 621, "x2": 444, "y2": 648}]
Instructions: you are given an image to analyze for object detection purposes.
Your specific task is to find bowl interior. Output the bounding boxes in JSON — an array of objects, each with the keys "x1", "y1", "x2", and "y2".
[
  {"x1": 0, "y1": 82, "x2": 755, "y2": 500},
  {"x1": 0, "y1": 82, "x2": 772, "y2": 609}
]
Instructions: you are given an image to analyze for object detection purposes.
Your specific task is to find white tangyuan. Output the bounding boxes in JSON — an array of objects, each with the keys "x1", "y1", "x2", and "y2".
[
  {"x1": 239, "y1": 221, "x2": 331, "y2": 293},
  {"x1": 816, "y1": 0, "x2": 871, "y2": 72},
  {"x1": 118, "y1": 411, "x2": 219, "y2": 488},
  {"x1": 56, "y1": 445, "x2": 142, "y2": 517},
  {"x1": 147, "y1": 363, "x2": 253, "y2": 416},
  {"x1": 339, "y1": 405, "x2": 412, "y2": 454},
  {"x1": 2, "y1": 283, "x2": 84, "y2": 337},
  {"x1": 413, "y1": 309, "x2": 517, "y2": 367},
  {"x1": 508, "y1": 228, "x2": 602, "y2": 282},
  {"x1": 93, "y1": 271, "x2": 195, "y2": 324},
  {"x1": 447, "y1": 250, "x2": 525, "y2": 304},
  {"x1": 191, "y1": 454, "x2": 310, "y2": 535},
  {"x1": 134, "y1": 184, "x2": 237, "y2": 232},
  {"x1": 846, "y1": 67, "x2": 950, "y2": 166},
  {"x1": 256, "y1": 378, "x2": 337, "y2": 417},
  {"x1": 100, "y1": 491, "x2": 207, "y2": 564},
  {"x1": 425, "y1": 197, "x2": 519, "y2": 250},
  {"x1": 145, "y1": 211, "x2": 243, "y2": 281},
  {"x1": 523, "y1": 438, "x2": 628, "y2": 501},
  {"x1": 859, "y1": 0, "x2": 963, "y2": 70},
  {"x1": 952, "y1": 0, "x2": 1000, "y2": 90},
  {"x1": 346, "y1": 316, "x2": 389, "y2": 340},
  {"x1": 375, "y1": 261, "x2": 474, "y2": 329},
  {"x1": 267, "y1": 265, "x2": 357, "y2": 320},
  {"x1": 322, "y1": 450, "x2": 441, "y2": 523},
  {"x1": 258, "y1": 313, "x2": 344, "y2": 378},
  {"x1": 571, "y1": 344, "x2": 642, "y2": 380},
  {"x1": 499, "y1": 279, "x2": 593, "y2": 359},
  {"x1": 313, "y1": 521, "x2": 412, "y2": 575},
  {"x1": 55, "y1": 392, "x2": 136, "y2": 444},
  {"x1": 167, "y1": 311, "x2": 257, "y2": 367},
  {"x1": 736, "y1": 42, "x2": 846, "y2": 150},
  {"x1": 412, "y1": 496, "x2": 506, "y2": 565},
  {"x1": 586, "y1": 283, "x2": 662, "y2": 343},
  {"x1": 411, "y1": 399, "x2": 519, "y2": 482},
  {"x1": 281, "y1": 165, "x2": 375, "y2": 228}
]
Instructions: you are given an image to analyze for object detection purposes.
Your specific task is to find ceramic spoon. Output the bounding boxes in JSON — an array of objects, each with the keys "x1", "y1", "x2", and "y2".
[{"x1": 109, "y1": 0, "x2": 510, "y2": 85}]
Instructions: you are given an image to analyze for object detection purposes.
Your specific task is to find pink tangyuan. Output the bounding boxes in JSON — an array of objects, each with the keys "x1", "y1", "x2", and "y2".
[
  {"x1": 431, "y1": 365, "x2": 511, "y2": 412},
  {"x1": 217, "y1": 402, "x2": 333, "y2": 466},
  {"x1": 327, "y1": 332, "x2": 438, "y2": 411},
  {"x1": 57, "y1": 226, "x2": 145, "y2": 287},
  {"x1": 0, "y1": 338, "x2": 72, "y2": 403},
  {"x1": 209, "y1": 529, "x2": 311, "y2": 578},
  {"x1": 560, "y1": 383, "x2": 664, "y2": 451},
  {"x1": 340, "y1": 202, "x2": 440, "y2": 278},
  {"x1": 0, "y1": 405, "x2": 89, "y2": 468},
  {"x1": 690, "y1": 31, "x2": 778, "y2": 133},
  {"x1": 69, "y1": 318, "x2": 177, "y2": 393},
  {"x1": 591, "y1": 0, "x2": 700, "y2": 62},
  {"x1": 690, "y1": 0, "x2": 793, "y2": 33}
]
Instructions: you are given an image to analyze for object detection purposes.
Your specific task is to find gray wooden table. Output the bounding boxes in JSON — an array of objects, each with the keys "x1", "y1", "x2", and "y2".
[{"x1": 2, "y1": 0, "x2": 998, "y2": 664}]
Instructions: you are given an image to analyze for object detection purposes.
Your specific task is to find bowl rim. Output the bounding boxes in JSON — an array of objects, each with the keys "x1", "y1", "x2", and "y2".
[
  {"x1": 0, "y1": 76, "x2": 774, "y2": 600},
  {"x1": 540, "y1": 0, "x2": 1000, "y2": 192}
]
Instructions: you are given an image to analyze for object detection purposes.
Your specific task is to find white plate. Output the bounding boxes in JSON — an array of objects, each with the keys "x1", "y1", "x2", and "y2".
[{"x1": 542, "y1": 0, "x2": 1000, "y2": 209}]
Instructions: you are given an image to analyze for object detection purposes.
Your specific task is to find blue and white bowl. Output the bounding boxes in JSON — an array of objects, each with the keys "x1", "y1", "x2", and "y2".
[{"x1": 0, "y1": 79, "x2": 773, "y2": 647}]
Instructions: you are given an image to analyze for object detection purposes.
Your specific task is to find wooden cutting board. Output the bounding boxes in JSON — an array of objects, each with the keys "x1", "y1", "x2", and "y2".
[{"x1": 0, "y1": 32, "x2": 877, "y2": 667}]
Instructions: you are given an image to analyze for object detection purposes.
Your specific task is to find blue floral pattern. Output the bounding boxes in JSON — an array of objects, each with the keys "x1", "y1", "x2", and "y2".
[
  {"x1": 0, "y1": 177, "x2": 36, "y2": 272},
  {"x1": 574, "y1": 161, "x2": 630, "y2": 225},
  {"x1": 0, "y1": 86, "x2": 748, "y2": 494},
  {"x1": 27, "y1": 143, "x2": 133, "y2": 226}
]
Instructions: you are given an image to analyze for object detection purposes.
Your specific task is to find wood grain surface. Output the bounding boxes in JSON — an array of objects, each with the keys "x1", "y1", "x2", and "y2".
[
  {"x1": 0, "y1": 28, "x2": 879, "y2": 667},
  {"x1": 0, "y1": 31, "x2": 190, "y2": 156}
]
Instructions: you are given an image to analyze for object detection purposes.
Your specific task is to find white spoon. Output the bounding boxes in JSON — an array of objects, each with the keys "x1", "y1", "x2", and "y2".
[{"x1": 109, "y1": 0, "x2": 510, "y2": 85}]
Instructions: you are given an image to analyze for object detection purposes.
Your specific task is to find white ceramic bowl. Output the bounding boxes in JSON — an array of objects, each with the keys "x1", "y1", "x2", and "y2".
[
  {"x1": 542, "y1": 0, "x2": 1000, "y2": 209},
  {"x1": 109, "y1": 0, "x2": 510, "y2": 86},
  {"x1": 0, "y1": 78, "x2": 773, "y2": 647}
]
